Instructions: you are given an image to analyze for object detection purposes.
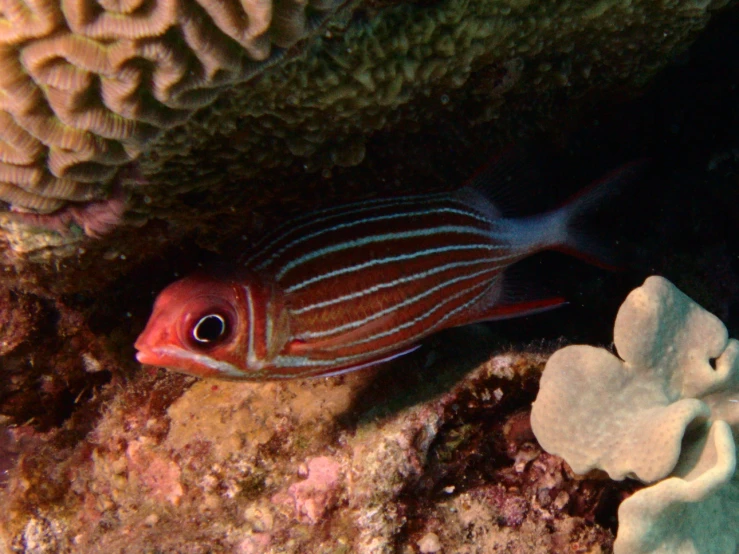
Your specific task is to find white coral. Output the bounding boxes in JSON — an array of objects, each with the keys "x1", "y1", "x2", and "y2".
[
  {"x1": 531, "y1": 276, "x2": 739, "y2": 554},
  {"x1": 616, "y1": 420, "x2": 739, "y2": 554}
]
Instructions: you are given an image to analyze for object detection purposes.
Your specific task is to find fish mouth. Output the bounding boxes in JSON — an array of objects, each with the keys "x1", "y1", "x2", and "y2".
[
  {"x1": 135, "y1": 348, "x2": 161, "y2": 366},
  {"x1": 134, "y1": 344, "x2": 247, "y2": 379},
  {"x1": 134, "y1": 331, "x2": 166, "y2": 366},
  {"x1": 134, "y1": 325, "x2": 165, "y2": 366}
]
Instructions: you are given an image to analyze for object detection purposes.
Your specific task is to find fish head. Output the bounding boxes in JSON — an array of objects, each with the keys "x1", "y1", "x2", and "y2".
[{"x1": 135, "y1": 271, "x2": 258, "y2": 378}]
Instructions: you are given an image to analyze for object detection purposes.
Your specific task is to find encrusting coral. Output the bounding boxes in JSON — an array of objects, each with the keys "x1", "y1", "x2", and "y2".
[
  {"x1": 0, "y1": 0, "x2": 731, "y2": 265},
  {"x1": 142, "y1": 0, "x2": 732, "y2": 196},
  {"x1": 531, "y1": 276, "x2": 739, "y2": 554}
]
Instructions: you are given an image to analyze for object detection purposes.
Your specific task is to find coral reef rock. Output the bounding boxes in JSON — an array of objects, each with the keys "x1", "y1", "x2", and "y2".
[
  {"x1": 532, "y1": 275, "x2": 739, "y2": 554},
  {"x1": 133, "y1": 0, "x2": 735, "y2": 220},
  {"x1": 0, "y1": 331, "x2": 623, "y2": 553},
  {"x1": 0, "y1": 0, "x2": 733, "y2": 272}
]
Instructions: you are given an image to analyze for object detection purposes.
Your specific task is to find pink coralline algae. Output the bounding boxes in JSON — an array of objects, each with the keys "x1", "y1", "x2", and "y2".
[
  {"x1": 272, "y1": 456, "x2": 343, "y2": 524},
  {"x1": 237, "y1": 533, "x2": 272, "y2": 554},
  {"x1": 125, "y1": 439, "x2": 184, "y2": 506},
  {"x1": 8, "y1": 184, "x2": 127, "y2": 238}
]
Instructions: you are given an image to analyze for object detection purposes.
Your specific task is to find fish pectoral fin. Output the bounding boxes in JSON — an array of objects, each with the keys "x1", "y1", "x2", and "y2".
[{"x1": 266, "y1": 305, "x2": 292, "y2": 360}]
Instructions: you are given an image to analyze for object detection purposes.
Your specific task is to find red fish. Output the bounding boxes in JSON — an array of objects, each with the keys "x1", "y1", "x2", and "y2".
[{"x1": 135, "y1": 158, "x2": 644, "y2": 379}]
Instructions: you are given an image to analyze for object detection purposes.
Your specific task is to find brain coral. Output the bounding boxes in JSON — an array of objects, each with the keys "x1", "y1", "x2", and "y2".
[{"x1": 0, "y1": 0, "x2": 345, "y2": 214}]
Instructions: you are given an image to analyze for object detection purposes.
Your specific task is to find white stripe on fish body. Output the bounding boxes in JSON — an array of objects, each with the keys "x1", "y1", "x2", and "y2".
[
  {"x1": 273, "y1": 224, "x2": 498, "y2": 281},
  {"x1": 157, "y1": 345, "x2": 261, "y2": 379},
  {"x1": 294, "y1": 266, "x2": 504, "y2": 340},
  {"x1": 269, "y1": 338, "x2": 423, "y2": 374},
  {"x1": 267, "y1": 350, "x2": 411, "y2": 379},
  {"x1": 245, "y1": 193, "x2": 451, "y2": 267},
  {"x1": 375, "y1": 277, "x2": 497, "y2": 347},
  {"x1": 242, "y1": 193, "x2": 565, "y2": 375},
  {"x1": 290, "y1": 257, "x2": 510, "y2": 315},
  {"x1": 282, "y1": 243, "x2": 510, "y2": 294},
  {"x1": 252, "y1": 194, "x2": 502, "y2": 274},
  {"x1": 243, "y1": 285, "x2": 268, "y2": 370},
  {"x1": 271, "y1": 276, "x2": 495, "y2": 376},
  {"x1": 285, "y1": 246, "x2": 521, "y2": 324},
  {"x1": 268, "y1": 348, "x2": 398, "y2": 377},
  {"x1": 253, "y1": 205, "x2": 495, "y2": 271},
  {"x1": 285, "y1": 247, "x2": 520, "y2": 339},
  {"x1": 329, "y1": 277, "x2": 495, "y2": 351},
  {"x1": 247, "y1": 268, "x2": 500, "y2": 376}
]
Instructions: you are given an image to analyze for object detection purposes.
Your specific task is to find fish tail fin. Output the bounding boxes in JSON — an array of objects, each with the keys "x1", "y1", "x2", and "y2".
[{"x1": 549, "y1": 159, "x2": 649, "y2": 270}]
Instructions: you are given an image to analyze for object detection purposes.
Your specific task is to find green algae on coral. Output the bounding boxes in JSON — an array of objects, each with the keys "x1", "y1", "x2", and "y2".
[{"x1": 141, "y1": 0, "x2": 728, "y2": 196}]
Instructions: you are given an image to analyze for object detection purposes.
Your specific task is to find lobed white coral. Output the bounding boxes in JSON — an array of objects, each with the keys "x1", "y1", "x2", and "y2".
[{"x1": 531, "y1": 276, "x2": 739, "y2": 554}]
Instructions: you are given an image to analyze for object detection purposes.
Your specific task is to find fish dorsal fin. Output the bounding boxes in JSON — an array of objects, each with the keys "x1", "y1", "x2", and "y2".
[{"x1": 454, "y1": 147, "x2": 541, "y2": 220}]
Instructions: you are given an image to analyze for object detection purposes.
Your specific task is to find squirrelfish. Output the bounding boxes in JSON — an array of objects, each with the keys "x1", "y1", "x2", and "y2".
[{"x1": 135, "y1": 157, "x2": 642, "y2": 379}]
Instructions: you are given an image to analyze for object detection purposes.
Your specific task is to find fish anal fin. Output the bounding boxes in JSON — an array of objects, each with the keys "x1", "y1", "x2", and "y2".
[
  {"x1": 266, "y1": 306, "x2": 292, "y2": 359},
  {"x1": 549, "y1": 244, "x2": 625, "y2": 271}
]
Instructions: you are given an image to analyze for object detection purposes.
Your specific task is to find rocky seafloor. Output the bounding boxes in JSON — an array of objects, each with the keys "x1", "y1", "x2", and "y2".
[
  {"x1": 4, "y1": 334, "x2": 633, "y2": 553},
  {"x1": 1, "y1": 3, "x2": 739, "y2": 554}
]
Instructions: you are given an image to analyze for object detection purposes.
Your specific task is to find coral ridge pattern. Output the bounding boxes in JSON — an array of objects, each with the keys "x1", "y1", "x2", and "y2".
[{"x1": 0, "y1": 0, "x2": 344, "y2": 214}]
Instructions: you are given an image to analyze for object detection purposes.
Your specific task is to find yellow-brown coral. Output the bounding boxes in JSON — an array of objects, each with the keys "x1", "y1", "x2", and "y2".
[{"x1": 0, "y1": 0, "x2": 344, "y2": 214}]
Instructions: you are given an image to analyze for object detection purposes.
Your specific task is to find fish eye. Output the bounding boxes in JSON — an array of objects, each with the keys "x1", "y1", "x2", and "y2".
[{"x1": 192, "y1": 314, "x2": 227, "y2": 344}]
